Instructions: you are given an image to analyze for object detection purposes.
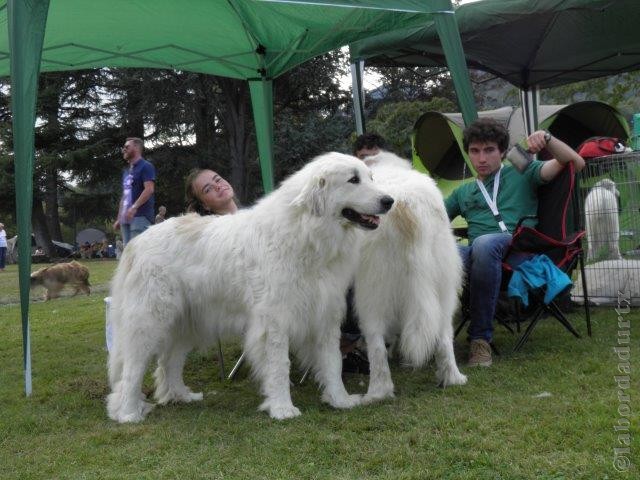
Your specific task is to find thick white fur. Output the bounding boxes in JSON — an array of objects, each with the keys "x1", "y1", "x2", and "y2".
[
  {"x1": 584, "y1": 179, "x2": 621, "y2": 262},
  {"x1": 106, "y1": 152, "x2": 393, "y2": 423},
  {"x1": 355, "y1": 151, "x2": 466, "y2": 403}
]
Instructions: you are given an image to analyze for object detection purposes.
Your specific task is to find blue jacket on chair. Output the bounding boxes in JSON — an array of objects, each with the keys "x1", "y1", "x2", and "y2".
[{"x1": 507, "y1": 254, "x2": 572, "y2": 307}]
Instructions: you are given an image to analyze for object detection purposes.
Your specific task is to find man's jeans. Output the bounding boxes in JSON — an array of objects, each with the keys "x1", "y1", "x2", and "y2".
[
  {"x1": 122, "y1": 216, "x2": 152, "y2": 246},
  {"x1": 458, "y1": 233, "x2": 512, "y2": 342}
]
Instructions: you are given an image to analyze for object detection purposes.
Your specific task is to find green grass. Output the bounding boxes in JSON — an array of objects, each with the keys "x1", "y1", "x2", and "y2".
[{"x1": 0, "y1": 262, "x2": 638, "y2": 479}]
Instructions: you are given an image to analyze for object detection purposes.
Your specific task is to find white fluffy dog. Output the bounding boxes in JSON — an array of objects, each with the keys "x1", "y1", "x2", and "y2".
[
  {"x1": 354, "y1": 151, "x2": 467, "y2": 403},
  {"x1": 584, "y1": 178, "x2": 621, "y2": 261},
  {"x1": 107, "y1": 153, "x2": 394, "y2": 423}
]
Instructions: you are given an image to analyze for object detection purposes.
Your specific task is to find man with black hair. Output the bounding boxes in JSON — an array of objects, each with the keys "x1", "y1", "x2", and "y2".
[
  {"x1": 445, "y1": 118, "x2": 584, "y2": 367},
  {"x1": 353, "y1": 132, "x2": 388, "y2": 160}
]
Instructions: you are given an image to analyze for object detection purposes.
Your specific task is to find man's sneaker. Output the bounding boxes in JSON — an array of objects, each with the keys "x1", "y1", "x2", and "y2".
[{"x1": 468, "y1": 339, "x2": 492, "y2": 367}]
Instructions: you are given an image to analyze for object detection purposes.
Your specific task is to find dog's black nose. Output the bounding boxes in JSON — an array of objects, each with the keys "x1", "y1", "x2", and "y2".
[{"x1": 380, "y1": 195, "x2": 394, "y2": 212}]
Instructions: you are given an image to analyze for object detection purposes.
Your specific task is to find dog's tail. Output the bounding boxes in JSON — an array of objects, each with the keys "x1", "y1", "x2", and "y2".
[{"x1": 398, "y1": 291, "x2": 442, "y2": 367}]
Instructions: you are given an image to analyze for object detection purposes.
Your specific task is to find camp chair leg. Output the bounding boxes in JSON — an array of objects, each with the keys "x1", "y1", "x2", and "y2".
[
  {"x1": 578, "y1": 254, "x2": 592, "y2": 337},
  {"x1": 228, "y1": 352, "x2": 245, "y2": 380},
  {"x1": 547, "y1": 301, "x2": 581, "y2": 339},
  {"x1": 217, "y1": 340, "x2": 225, "y2": 380},
  {"x1": 299, "y1": 366, "x2": 311, "y2": 385},
  {"x1": 513, "y1": 308, "x2": 545, "y2": 352},
  {"x1": 584, "y1": 301, "x2": 592, "y2": 337},
  {"x1": 454, "y1": 316, "x2": 468, "y2": 338},
  {"x1": 496, "y1": 318, "x2": 515, "y2": 335}
]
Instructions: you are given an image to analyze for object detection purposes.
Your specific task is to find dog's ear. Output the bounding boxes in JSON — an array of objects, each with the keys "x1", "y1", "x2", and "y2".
[{"x1": 291, "y1": 175, "x2": 326, "y2": 216}]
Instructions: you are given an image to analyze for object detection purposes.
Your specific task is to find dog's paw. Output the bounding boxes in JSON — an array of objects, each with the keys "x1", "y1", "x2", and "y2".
[
  {"x1": 188, "y1": 391, "x2": 204, "y2": 402},
  {"x1": 323, "y1": 392, "x2": 362, "y2": 409},
  {"x1": 155, "y1": 387, "x2": 203, "y2": 405},
  {"x1": 438, "y1": 370, "x2": 468, "y2": 388},
  {"x1": 110, "y1": 401, "x2": 155, "y2": 424},
  {"x1": 260, "y1": 402, "x2": 301, "y2": 420},
  {"x1": 362, "y1": 390, "x2": 395, "y2": 405}
]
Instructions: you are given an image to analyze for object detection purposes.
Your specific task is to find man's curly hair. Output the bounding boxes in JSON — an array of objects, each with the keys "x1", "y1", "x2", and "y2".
[
  {"x1": 462, "y1": 118, "x2": 509, "y2": 154},
  {"x1": 353, "y1": 132, "x2": 387, "y2": 155}
]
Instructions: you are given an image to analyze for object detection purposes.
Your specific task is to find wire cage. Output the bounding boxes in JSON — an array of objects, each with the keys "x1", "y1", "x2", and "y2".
[{"x1": 572, "y1": 152, "x2": 640, "y2": 306}]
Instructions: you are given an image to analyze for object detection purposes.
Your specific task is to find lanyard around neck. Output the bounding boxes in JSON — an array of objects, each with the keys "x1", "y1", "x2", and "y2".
[{"x1": 476, "y1": 165, "x2": 508, "y2": 233}]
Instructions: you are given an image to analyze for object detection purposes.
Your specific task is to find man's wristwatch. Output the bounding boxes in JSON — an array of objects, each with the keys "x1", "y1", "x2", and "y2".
[{"x1": 543, "y1": 131, "x2": 552, "y2": 145}]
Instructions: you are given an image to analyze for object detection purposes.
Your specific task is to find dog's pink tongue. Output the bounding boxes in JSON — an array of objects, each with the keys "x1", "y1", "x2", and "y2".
[{"x1": 361, "y1": 214, "x2": 380, "y2": 225}]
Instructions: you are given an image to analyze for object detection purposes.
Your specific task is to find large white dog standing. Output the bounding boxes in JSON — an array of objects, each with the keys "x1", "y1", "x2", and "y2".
[
  {"x1": 107, "y1": 153, "x2": 393, "y2": 423},
  {"x1": 354, "y1": 152, "x2": 466, "y2": 403},
  {"x1": 584, "y1": 178, "x2": 621, "y2": 261}
]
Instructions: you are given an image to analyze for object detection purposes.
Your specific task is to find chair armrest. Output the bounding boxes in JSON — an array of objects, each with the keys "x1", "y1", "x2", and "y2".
[{"x1": 515, "y1": 215, "x2": 538, "y2": 230}]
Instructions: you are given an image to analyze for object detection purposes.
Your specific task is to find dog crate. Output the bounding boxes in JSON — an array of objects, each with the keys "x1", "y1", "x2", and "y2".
[{"x1": 572, "y1": 152, "x2": 640, "y2": 306}]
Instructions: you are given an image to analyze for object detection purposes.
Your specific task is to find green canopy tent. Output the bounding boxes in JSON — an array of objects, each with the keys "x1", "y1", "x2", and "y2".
[
  {"x1": 350, "y1": 0, "x2": 640, "y2": 131},
  {"x1": 0, "y1": 0, "x2": 477, "y2": 395}
]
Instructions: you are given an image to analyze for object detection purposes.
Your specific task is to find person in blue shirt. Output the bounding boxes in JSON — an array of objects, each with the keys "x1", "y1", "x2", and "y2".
[{"x1": 113, "y1": 137, "x2": 156, "y2": 246}]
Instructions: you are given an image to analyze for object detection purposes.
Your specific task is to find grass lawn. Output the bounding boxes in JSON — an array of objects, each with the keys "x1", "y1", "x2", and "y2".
[{"x1": 0, "y1": 261, "x2": 637, "y2": 479}]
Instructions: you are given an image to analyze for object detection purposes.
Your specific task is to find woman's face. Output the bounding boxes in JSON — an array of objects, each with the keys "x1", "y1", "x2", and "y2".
[{"x1": 192, "y1": 170, "x2": 235, "y2": 212}]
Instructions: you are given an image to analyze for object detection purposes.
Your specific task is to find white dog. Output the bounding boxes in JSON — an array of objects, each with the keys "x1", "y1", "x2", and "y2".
[
  {"x1": 584, "y1": 178, "x2": 621, "y2": 261},
  {"x1": 354, "y1": 152, "x2": 467, "y2": 403},
  {"x1": 107, "y1": 153, "x2": 394, "y2": 423}
]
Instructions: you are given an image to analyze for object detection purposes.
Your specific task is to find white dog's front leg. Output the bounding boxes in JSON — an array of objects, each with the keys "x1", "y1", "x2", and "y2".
[
  {"x1": 248, "y1": 323, "x2": 300, "y2": 420},
  {"x1": 362, "y1": 332, "x2": 395, "y2": 404},
  {"x1": 315, "y1": 326, "x2": 362, "y2": 409},
  {"x1": 434, "y1": 334, "x2": 467, "y2": 387}
]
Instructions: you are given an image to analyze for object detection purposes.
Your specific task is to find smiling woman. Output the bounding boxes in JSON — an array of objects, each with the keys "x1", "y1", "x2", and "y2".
[{"x1": 185, "y1": 169, "x2": 239, "y2": 216}]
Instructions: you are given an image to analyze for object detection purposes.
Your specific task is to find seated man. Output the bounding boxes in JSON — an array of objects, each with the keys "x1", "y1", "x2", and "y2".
[{"x1": 445, "y1": 118, "x2": 585, "y2": 367}]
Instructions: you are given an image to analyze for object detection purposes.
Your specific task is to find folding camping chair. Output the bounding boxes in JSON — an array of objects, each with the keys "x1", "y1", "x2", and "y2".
[{"x1": 455, "y1": 162, "x2": 592, "y2": 351}]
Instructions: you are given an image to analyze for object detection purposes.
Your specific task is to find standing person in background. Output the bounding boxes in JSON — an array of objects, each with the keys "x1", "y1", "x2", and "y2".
[
  {"x1": 113, "y1": 137, "x2": 156, "y2": 246},
  {"x1": 155, "y1": 205, "x2": 167, "y2": 224},
  {"x1": 335, "y1": 132, "x2": 394, "y2": 374},
  {"x1": 0, "y1": 222, "x2": 7, "y2": 271}
]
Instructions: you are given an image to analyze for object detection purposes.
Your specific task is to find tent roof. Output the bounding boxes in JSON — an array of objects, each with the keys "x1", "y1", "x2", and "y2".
[
  {"x1": 350, "y1": 0, "x2": 640, "y2": 89},
  {"x1": 0, "y1": 0, "x2": 452, "y2": 79}
]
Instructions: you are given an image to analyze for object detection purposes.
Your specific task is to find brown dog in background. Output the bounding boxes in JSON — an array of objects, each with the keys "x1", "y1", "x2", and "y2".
[{"x1": 30, "y1": 261, "x2": 91, "y2": 301}]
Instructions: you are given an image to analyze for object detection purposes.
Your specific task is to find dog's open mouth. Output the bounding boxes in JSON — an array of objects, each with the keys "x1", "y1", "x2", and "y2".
[{"x1": 341, "y1": 208, "x2": 380, "y2": 230}]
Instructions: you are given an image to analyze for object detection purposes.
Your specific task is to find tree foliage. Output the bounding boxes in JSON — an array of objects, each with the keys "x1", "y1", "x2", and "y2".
[
  {"x1": 0, "y1": 51, "x2": 353, "y2": 249},
  {"x1": 2, "y1": 53, "x2": 640, "y2": 252}
]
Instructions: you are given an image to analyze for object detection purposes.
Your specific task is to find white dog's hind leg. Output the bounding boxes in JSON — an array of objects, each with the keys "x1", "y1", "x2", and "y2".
[
  {"x1": 247, "y1": 321, "x2": 301, "y2": 420},
  {"x1": 362, "y1": 332, "x2": 395, "y2": 404},
  {"x1": 107, "y1": 349, "x2": 155, "y2": 423},
  {"x1": 154, "y1": 340, "x2": 203, "y2": 405},
  {"x1": 313, "y1": 325, "x2": 362, "y2": 409},
  {"x1": 434, "y1": 333, "x2": 467, "y2": 387}
]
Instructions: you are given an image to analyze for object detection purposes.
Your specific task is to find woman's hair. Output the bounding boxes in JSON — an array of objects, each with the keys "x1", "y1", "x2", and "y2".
[
  {"x1": 185, "y1": 168, "x2": 211, "y2": 215},
  {"x1": 462, "y1": 117, "x2": 510, "y2": 154}
]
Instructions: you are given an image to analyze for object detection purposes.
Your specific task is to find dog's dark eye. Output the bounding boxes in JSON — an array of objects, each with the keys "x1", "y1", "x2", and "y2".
[{"x1": 348, "y1": 175, "x2": 360, "y2": 184}]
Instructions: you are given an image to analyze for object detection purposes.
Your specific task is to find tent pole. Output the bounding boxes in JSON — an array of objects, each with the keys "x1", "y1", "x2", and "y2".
[
  {"x1": 248, "y1": 78, "x2": 275, "y2": 194},
  {"x1": 349, "y1": 57, "x2": 366, "y2": 135},
  {"x1": 520, "y1": 88, "x2": 540, "y2": 135},
  {"x1": 433, "y1": 3, "x2": 477, "y2": 126},
  {"x1": 8, "y1": 0, "x2": 51, "y2": 396}
]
